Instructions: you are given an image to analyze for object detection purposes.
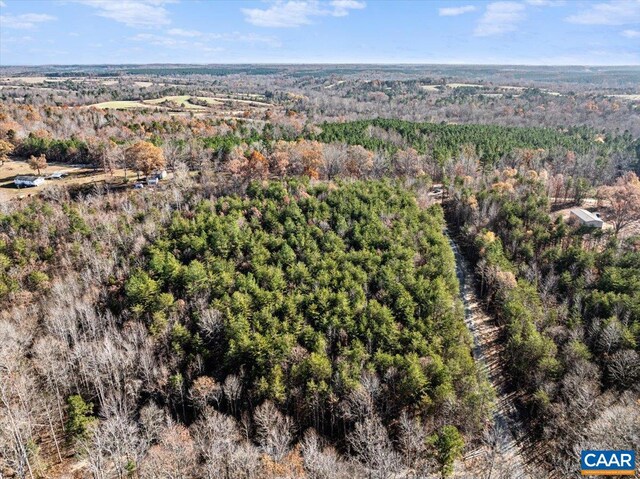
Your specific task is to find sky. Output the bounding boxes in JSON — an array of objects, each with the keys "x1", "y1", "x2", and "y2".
[{"x1": 0, "y1": 0, "x2": 639, "y2": 66}]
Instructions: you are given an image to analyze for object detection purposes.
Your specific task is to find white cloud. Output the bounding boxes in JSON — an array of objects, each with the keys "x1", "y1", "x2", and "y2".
[
  {"x1": 474, "y1": 2, "x2": 525, "y2": 36},
  {"x1": 439, "y1": 5, "x2": 476, "y2": 16},
  {"x1": 242, "y1": 0, "x2": 365, "y2": 28},
  {"x1": 130, "y1": 32, "x2": 184, "y2": 47},
  {"x1": 331, "y1": 0, "x2": 365, "y2": 17},
  {"x1": 167, "y1": 28, "x2": 202, "y2": 37},
  {"x1": 75, "y1": 0, "x2": 175, "y2": 28},
  {"x1": 622, "y1": 28, "x2": 640, "y2": 37},
  {"x1": 0, "y1": 13, "x2": 56, "y2": 29},
  {"x1": 0, "y1": 1, "x2": 6, "y2": 8},
  {"x1": 134, "y1": 30, "x2": 282, "y2": 48},
  {"x1": 130, "y1": 33, "x2": 222, "y2": 53},
  {"x1": 566, "y1": 0, "x2": 640, "y2": 25},
  {"x1": 2, "y1": 35, "x2": 34, "y2": 44},
  {"x1": 526, "y1": 0, "x2": 565, "y2": 6}
]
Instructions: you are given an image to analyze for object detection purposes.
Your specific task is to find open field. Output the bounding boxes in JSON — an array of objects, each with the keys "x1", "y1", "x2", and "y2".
[
  {"x1": 0, "y1": 160, "x2": 139, "y2": 202},
  {"x1": 213, "y1": 96, "x2": 271, "y2": 106},
  {"x1": 88, "y1": 100, "x2": 161, "y2": 110},
  {"x1": 448, "y1": 82, "x2": 484, "y2": 88},
  {"x1": 145, "y1": 95, "x2": 222, "y2": 109},
  {"x1": 0, "y1": 76, "x2": 67, "y2": 84},
  {"x1": 87, "y1": 94, "x2": 270, "y2": 112},
  {"x1": 607, "y1": 94, "x2": 640, "y2": 101}
]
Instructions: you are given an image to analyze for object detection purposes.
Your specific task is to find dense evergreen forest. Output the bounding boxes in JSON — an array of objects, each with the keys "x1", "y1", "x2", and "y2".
[
  {"x1": 124, "y1": 180, "x2": 490, "y2": 437},
  {"x1": 316, "y1": 119, "x2": 639, "y2": 167}
]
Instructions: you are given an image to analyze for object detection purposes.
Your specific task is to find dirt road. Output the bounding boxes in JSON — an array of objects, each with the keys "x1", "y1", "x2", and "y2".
[{"x1": 447, "y1": 232, "x2": 539, "y2": 478}]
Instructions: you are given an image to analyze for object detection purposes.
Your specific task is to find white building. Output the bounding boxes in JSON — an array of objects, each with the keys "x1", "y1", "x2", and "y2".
[
  {"x1": 14, "y1": 176, "x2": 45, "y2": 187},
  {"x1": 570, "y1": 208, "x2": 604, "y2": 228}
]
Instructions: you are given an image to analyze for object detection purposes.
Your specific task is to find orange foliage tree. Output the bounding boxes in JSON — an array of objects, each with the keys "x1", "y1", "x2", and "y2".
[
  {"x1": 297, "y1": 140, "x2": 323, "y2": 179},
  {"x1": 125, "y1": 141, "x2": 166, "y2": 178},
  {"x1": 0, "y1": 139, "x2": 14, "y2": 166},
  {"x1": 345, "y1": 145, "x2": 374, "y2": 178},
  {"x1": 28, "y1": 154, "x2": 47, "y2": 175},
  {"x1": 248, "y1": 149, "x2": 269, "y2": 180}
]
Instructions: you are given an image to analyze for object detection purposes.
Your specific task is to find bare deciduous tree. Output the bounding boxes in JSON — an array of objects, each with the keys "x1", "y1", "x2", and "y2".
[
  {"x1": 598, "y1": 172, "x2": 640, "y2": 234},
  {"x1": 347, "y1": 414, "x2": 399, "y2": 479},
  {"x1": 253, "y1": 401, "x2": 294, "y2": 462}
]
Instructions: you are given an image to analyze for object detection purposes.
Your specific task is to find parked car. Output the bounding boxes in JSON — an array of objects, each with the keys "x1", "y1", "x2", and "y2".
[
  {"x1": 48, "y1": 171, "x2": 68, "y2": 179},
  {"x1": 133, "y1": 183, "x2": 145, "y2": 189}
]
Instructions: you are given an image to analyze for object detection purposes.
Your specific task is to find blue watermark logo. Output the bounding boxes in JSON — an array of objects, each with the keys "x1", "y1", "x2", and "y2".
[{"x1": 580, "y1": 450, "x2": 636, "y2": 476}]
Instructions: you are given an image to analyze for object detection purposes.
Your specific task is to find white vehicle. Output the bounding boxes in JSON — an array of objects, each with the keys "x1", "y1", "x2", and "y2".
[
  {"x1": 48, "y1": 171, "x2": 68, "y2": 179},
  {"x1": 133, "y1": 183, "x2": 145, "y2": 189}
]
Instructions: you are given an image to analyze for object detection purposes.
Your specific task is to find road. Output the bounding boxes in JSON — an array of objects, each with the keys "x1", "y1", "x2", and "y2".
[{"x1": 447, "y1": 232, "x2": 536, "y2": 479}]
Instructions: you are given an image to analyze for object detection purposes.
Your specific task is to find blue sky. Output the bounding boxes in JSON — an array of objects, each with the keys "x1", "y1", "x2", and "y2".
[{"x1": 0, "y1": 0, "x2": 639, "y2": 65}]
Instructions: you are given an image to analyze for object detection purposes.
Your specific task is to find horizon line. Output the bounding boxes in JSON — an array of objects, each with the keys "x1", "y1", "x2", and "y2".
[{"x1": 2, "y1": 62, "x2": 640, "y2": 68}]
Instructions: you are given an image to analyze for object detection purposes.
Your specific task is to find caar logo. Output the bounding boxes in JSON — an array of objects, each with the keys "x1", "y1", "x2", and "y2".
[{"x1": 580, "y1": 450, "x2": 636, "y2": 476}]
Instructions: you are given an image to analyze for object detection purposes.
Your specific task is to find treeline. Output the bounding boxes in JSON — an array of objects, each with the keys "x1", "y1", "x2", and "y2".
[
  {"x1": 4, "y1": 107, "x2": 638, "y2": 192},
  {"x1": 315, "y1": 118, "x2": 638, "y2": 167},
  {"x1": 15, "y1": 135, "x2": 91, "y2": 164},
  {"x1": 447, "y1": 169, "x2": 640, "y2": 474}
]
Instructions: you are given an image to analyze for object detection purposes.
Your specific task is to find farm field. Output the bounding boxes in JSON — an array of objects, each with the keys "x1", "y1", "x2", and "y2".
[
  {"x1": 144, "y1": 95, "x2": 222, "y2": 109},
  {"x1": 607, "y1": 94, "x2": 640, "y2": 100},
  {"x1": 87, "y1": 100, "x2": 158, "y2": 110},
  {"x1": 87, "y1": 94, "x2": 270, "y2": 112}
]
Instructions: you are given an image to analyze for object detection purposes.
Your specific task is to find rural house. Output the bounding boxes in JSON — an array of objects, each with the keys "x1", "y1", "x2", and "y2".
[
  {"x1": 14, "y1": 176, "x2": 45, "y2": 187},
  {"x1": 570, "y1": 208, "x2": 604, "y2": 228}
]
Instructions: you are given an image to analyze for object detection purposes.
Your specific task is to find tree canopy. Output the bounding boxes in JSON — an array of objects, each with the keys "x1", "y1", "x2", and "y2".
[{"x1": 126, "y1": 180, "x2": 490, "y2": 435}]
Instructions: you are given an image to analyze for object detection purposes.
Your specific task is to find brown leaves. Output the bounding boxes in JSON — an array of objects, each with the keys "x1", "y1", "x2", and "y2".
[
  {"x1": 598, "y1": 172, "x2": 640, "y2": 234},
  {"x1": 28, "y1": 153, "x2": 47, "y2": 174},
  {"x1": 0, "y1": 139, "x2": 14, "y2": 163},
  {"x1": 125, "y1": 141, "x2": 165, "y2": 177}
]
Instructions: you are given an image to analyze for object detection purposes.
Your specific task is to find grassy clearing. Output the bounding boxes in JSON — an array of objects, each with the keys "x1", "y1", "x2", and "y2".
[
  {"x1": 89, "y1": 101, "x2": 160, "y2": 110},
  {"x1": 212, "y1": 96, "x2": 271, "y2": 106},
  {"x1": 608, "y1": 94, "x2": 640, "y2": 100},
  {"x1": 87, "y1": 94, "x2": 269, "y2": 112},
  {"x1": 0, "y1": 160, "x2": 137, "y2": 202},
  {"x1": 145, "y1": 95, "x2": 221, "y2": 109}
]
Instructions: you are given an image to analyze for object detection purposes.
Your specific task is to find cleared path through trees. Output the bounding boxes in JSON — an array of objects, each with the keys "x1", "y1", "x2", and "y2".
[{"x1": 447, "y1": 232, "x2": 540, "y2": 478}]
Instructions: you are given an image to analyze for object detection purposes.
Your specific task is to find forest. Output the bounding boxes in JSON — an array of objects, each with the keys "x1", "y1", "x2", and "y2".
[
  {"x1": 0, "y1": 64, "x2": 639, "y2": 479},
  {"x1": 0, "y1": 178, "x2": 492, "y2": 479},
  {"x1": 447, "y1": 169, "x2": 640, "y2": 474},
  {"x1": 315, "y1": 118, "x2": 638, "y2": 166}
]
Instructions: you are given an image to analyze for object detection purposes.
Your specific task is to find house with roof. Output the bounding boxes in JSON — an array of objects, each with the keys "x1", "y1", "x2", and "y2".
[
  {"x1": 570, "y1": 208, "x2": 604, "y2": 228},
  {"x1": 14, "y1": 176, "x2": 45, "y2": 187}
]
